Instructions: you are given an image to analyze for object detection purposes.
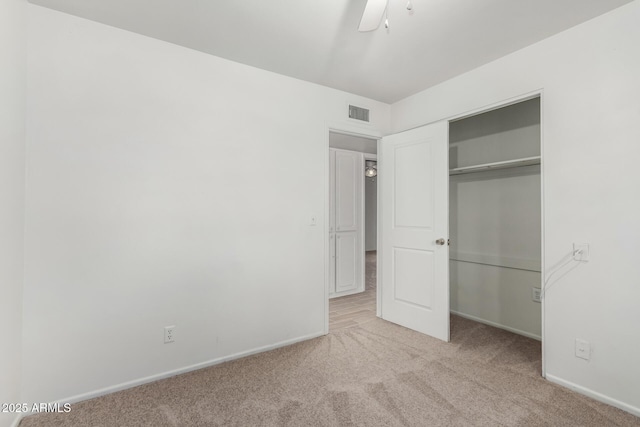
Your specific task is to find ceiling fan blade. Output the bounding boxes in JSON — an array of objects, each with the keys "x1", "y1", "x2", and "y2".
[{"x1": 358, "y1": 0, "x2": 387, "y2": 32}]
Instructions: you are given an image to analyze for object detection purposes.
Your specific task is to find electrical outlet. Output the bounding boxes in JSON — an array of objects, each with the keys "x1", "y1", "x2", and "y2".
[
  {"x1": 532, "y1": 287, "x2": 542, "y2": 303},
  {"x1": 575, "y1": 338, "x2": 590, "y2": 361},
  {"x1": 573, "y1": 243, "x2": 589, "y2": 262},
  {"x1": 164, "y1": 325, "x2": 175, "y2": 344}
]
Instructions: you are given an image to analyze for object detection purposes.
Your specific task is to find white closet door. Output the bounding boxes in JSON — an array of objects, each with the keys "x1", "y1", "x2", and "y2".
[
  {"x1": 329, "y1": 150, "x2": 337, "y2": 294},
  {"x1": 329, "y1": 150, "x2": 336, "y2": 233},
  {"x1": 329, "y1": 233, "x2": 336, "y2": 294},
  {"x1": 335, "y1": 150, "x2": 360, "y2": 232},
  {"x1": 329, "y1": 148, "x2": 364, "y2": 298},
  {"x1": 335, "y1": 231, "x2": 358, "y2": 293},
  {"x1": 380, "y1": 121, "x2": 450, "y2": 342}
]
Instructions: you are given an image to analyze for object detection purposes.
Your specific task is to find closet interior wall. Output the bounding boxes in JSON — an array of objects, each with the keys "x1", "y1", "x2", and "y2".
[{"x1": 449, "y1": 98, "x2": 542, "y2": 339}]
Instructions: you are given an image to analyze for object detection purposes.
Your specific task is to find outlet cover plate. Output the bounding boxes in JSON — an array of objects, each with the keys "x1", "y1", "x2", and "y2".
[
  {"x1": 164, "y1": 325, "x2": 175, "y2": 344},
  {"x1": 573, "y1": 243, "x2": 589, "y2": 262},
  {"x1": 532, "y1": 287, "x2": 542, "y2": 303}
]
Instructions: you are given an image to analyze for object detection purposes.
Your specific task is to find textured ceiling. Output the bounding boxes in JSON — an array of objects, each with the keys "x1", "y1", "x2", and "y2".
[{"x1": 28, "y1": 0, "x2": 633, "y2": 103}]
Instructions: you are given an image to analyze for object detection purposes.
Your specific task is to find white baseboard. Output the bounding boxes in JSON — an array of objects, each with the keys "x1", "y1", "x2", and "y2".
[
  {"x1": 329, "y1": 287, "x2": 364, "y2": 299},
  {"x1": 451, "y1": 310, "x2": 541, "y2": 341},
  {"x1": 546, "y1": 374, "x2": 640, "y2": 418},
  {"x1": 50, "y1": 331, "x2": 325, "y2": 408},
  {"x1": 10, "y1": 413, "x2": 23, "y2": 427}
]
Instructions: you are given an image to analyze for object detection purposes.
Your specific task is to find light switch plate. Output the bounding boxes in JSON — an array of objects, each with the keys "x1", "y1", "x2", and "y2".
[{"x1": 575, "y1": 338, "x2": 590, "y2": 360}]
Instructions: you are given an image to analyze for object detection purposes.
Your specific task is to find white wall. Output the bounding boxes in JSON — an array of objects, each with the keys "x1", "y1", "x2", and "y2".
[
  {"x1": 329, "y1": 132, "x2": 377, "y2": 154},
  {"x1": 0, "y1": 0, "x2": 25, "y2": 426},
  {"x1": 391, "y1": 0, "x2": 640, "y2": 415},
  {"x1": 364, "y1": 177, "x2": 377, "y2": 252},
  {"x1": 24, "y1": 5, "x2": 390, "y2": 404}
]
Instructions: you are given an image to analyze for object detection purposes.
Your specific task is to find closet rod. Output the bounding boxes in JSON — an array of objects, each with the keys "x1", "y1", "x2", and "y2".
[
  {"x1": 449, "y1": 156, "x2": 541, "y2": 176},
  {"x1": 450, "y1": 256, "x2": 541, "y2": 273}
]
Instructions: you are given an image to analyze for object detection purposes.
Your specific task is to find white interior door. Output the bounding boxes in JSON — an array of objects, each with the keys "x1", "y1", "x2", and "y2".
[
  {"x1": 329, "y1": 151, "x2": 336, "y2": 294},
  {"x1": 329, "y1": 148, "x2": 364, "y2": 298},
  {"x1": 335, "y1": 150, "x2": 360, "y2": 232},
  {"x1": 335, "y1": 231, "x2": 358, "y2": 292},
  {"x1": 380, "y1": 121, "x2": 450, "y2": 341}
]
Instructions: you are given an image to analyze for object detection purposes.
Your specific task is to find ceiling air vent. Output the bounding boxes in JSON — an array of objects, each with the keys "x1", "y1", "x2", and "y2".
[{"x1": 349, "y1": 105, "x2": 370, "y2": 122}]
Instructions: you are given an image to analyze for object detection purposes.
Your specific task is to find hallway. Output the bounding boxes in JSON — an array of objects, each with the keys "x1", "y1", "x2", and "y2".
[{"x1": 329, "y1": 251, "x2": 376, "y2": 332}]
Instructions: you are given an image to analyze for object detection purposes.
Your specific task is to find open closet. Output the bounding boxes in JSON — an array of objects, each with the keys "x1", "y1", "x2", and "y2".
[{"x1": 449, "y1": 97, "x2": 542, "y2": 340}]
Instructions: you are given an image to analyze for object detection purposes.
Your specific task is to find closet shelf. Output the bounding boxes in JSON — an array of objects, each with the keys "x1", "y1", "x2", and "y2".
[{"x1": 449, "y1": 156, "x2": 541, "y2": 175}]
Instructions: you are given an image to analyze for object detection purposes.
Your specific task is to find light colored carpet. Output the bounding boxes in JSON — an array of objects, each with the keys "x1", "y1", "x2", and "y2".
[
  {"x1": 20, "y1": 252, "x2": 640, "y2": 426},
  {"x1": 20, "y1": 316, "x2": 640, "y2": 426}
]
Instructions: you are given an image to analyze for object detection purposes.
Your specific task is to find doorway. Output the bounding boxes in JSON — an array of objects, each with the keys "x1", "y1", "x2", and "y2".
[
  {"x1": 449, "y1": 97, "x2": 542, "y2": 341},
  {"x1": 326, "y1": 94, "x2": 544, "y2": 374},
  {"x1": 327, "y1": 131, "x2": 378, "y2": 332},
  {"x1": 375, "y1": 92, "x2": 544, "y2": 372}
]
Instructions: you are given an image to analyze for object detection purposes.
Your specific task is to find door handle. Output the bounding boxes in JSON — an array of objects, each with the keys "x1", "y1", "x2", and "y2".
[{"x1": 435, "y1": 238, "x2": 446, "y2": 246}]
